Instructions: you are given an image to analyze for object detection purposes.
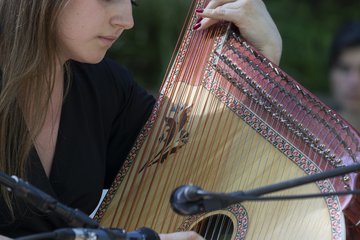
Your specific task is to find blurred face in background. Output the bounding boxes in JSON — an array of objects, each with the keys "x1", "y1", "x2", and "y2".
[{"x1": 330, "y1": 46, "x2": 360, "y2": 114}]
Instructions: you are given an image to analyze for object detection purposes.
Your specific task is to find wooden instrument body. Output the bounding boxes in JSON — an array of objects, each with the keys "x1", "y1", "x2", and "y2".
[{"x1": 95, "y1": 1, "x2": 360, "y2": 239}]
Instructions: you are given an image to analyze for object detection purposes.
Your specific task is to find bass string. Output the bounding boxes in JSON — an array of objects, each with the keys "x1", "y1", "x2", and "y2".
[
  {"x1": 214, "y1": 43, "x2": 283, "y2": 192},
  {"x1": 229, "y1": 34, "x2": 338, "y2": 163},
  {"x1": 109, "y1": 0, "x2": 199, "y2": 228},
  {"x1": 226, "y1": 35, "x2": 338, "y2": 182},
  {"x1": 156, "y1": 25, "x2": 220, "y2": 233},
  {"x1": 116, "y1": 26, "x2": 188, "y2": 228},
  {"x1": 197, "y1": 34, "x2": 264, "y2": 239},
  {"x1": 171, "y1": 26, "x2": 233, "y2": 233},
  {"x1": 181, "y1": 30, "x2": 253, "y2": 239},
  {"x1": 133, "y1": 12, "x2": 229, "y2": 232},
  {"x1": 143, "y1": 0, "x2": 228, "y2": 231},
  {"x1": 152, "y1": 24, "x2": 238, "y2": 233},
  {"x1": 139, "y1": 17, "x2": 207, "y2": 231},
  {"x1": 214, "y1": 36, "x2": 334, "y2": 239},
  {"x1": 225, "y1": 41, "x2": 287, "y2": 237},
  {"x1": 226, "y1": 36, "x2": 324, "y2": 182}
]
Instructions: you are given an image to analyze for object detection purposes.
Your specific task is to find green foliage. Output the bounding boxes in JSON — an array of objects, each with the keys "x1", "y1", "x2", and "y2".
[
  {"x1": 108, "y1": 0, "x2": 192, "y2": 94},
  {"x1": 108, "y1": 0, "x2": 360, "y2": 95},
  {"x1": 267, "y1": 0, "x2": 360, "y2": 94}
]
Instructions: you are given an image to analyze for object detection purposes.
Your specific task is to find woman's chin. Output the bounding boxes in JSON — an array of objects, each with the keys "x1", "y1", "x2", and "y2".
[{"x1": 73, "y1": 53, "x2": 107, "y2": 64}]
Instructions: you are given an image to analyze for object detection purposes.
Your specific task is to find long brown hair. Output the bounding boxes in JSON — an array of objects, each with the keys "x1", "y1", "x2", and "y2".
[{"x1": 0, "y1": 0, "x2": 69, "y2": 213}]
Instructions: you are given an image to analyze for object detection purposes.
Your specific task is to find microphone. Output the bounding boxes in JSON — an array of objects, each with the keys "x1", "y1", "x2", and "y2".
[
  {"x1": 17, "y1": 227, "x2": 160, "y2": 240},
  {"x1": 170, "y1": 164, "x2": 360, "y2": 216},
  {"x1": 0, "y1": 171, "x2": 99, "y2": 228},
  {"x1": 55, "y1": 227, "x2": 160, "y2": 240},
  {"x1": 170, "y1": 185, "x2": 229, "y2": 215}
]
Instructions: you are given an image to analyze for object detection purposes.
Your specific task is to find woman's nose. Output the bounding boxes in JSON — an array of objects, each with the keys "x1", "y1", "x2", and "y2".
[{"x1": 109, "y1": 1, "x2": 134, "y2": 30}]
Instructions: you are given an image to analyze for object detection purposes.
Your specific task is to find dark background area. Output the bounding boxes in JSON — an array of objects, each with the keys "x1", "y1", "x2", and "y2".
[{"x1": 108, "y1": 0, "x2": 360, "y2": 100}]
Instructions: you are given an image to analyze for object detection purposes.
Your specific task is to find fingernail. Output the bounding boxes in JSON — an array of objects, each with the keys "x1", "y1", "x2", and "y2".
[
  {"x1": 193, "y1": 23, "x2": 201, "y2": 30},
  {"x1": 196, "y1": 9, "x2": 204, "y2": 13},
  {"x1": 196, "y1": 17, "x2": 203, "y2": 24}
]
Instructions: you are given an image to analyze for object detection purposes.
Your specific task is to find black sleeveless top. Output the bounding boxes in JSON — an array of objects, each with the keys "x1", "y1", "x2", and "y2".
[{"x1": 0, "y1": 58, "x2": 155, "y2": 237}]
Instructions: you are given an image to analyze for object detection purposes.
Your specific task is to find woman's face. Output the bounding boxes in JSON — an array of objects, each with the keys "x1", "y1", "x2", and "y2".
[
  {"x1": 330, "y1": 46, "x2": 360, "y2": 113},
  {"x1": 57, "y1": 0, "x2": 134, "y2": 64}
]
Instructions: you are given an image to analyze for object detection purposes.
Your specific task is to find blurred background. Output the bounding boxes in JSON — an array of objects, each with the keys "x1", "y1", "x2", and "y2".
[{"x1": 108, "y1": 0, "x2": 360, "y2": 101}]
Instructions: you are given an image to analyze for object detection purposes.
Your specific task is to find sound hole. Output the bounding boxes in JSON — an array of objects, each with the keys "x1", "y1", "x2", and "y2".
[{"x1": 191, "y1": 214, "x2": 234, "y2": 240}]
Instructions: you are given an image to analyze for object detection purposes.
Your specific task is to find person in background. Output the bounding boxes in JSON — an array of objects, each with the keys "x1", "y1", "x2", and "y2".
[
  {"x1": 329, "y1": 21, "x2": 360, "y2": 131},
  {"x1": 327, "y1": 21, "x2": 360, "y2": 240}
]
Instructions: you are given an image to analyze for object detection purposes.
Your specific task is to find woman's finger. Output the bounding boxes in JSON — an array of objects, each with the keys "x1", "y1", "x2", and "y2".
[
  {"x1": 193, "y1": 2, "x2": 241, "y2": 31},
  {"x1": 203, "y1": 0, "x2": 237, "y2": 10},
  {"x1": 193, "y1": 0, "x2": 282, "y2": 64},
  {"x1": 193, "y1": 0, "x2": 238, "y2": 30},
  {"x1": 196, "y1": 1, "x2": 244, "y2": 23},
  {"x1": 193, "y1": 18, "x2": 218, "y2": 31}
]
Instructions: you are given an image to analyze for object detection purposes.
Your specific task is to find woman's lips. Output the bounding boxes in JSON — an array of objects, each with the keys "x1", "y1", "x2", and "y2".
[{"x1": 98, "y1": 36, "x2": 117, "y2": 46}]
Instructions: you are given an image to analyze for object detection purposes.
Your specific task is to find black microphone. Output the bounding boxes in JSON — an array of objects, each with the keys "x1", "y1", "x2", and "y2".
[
  {"x1": 170, "y1": 185, "x2": 227, "y2": 215},
  {"x1": 0, "y1": 172, "x2": 99, "y2": 228},
  {"x1": 55, "y1": 227, "x2": 160, "y2": 240},
  {"x1": 170, "y1": 164, "x2": 360, "y2": 216},
  {"x1": 17, "y1": 227, "x2": 160, "y2": 240}
]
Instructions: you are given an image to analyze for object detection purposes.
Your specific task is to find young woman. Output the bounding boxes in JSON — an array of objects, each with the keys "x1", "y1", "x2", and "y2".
[{"x1": 0, "y1": 0, "x2": 281, "y2": 238}]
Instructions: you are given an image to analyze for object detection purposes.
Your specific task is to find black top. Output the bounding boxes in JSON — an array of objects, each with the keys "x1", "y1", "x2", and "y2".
[{"x1": 0, "y1": 58, "x2": 155, "y2": 237}]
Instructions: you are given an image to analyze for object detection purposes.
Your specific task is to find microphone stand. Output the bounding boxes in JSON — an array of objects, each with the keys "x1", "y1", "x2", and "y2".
[
  {"x1": 0, "y1": 171, "x2": 99, "y2": 228},
  {"x1": 171, "y1": 163, "x2": 360, "y2": 215},
  {"x1": 15, "y1": 227, "x2": 159, "y2": 240},
  {"x1": 0, "y1": 171, "x2": 160, "y2": 240}
]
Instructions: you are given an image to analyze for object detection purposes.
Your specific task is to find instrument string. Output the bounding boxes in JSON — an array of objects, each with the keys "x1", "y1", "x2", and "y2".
[
  {"x1": 217, "y1": 33, "x2": 340, "y2": 238},
  {"x1": 131, "y1": 76, "x2": 189, "y2": 226},
  {"x1": 156, "y1": 21, "x2": 209, "y2": 232},
  {"x1": 238, "y1": 46, "x2": 284, "y2": 238},
  {"x1": 214, "y1": 46, "x2": 264, "y2": 236},
  {"x1": 216, "y1": 214, "x2": 226, "y2": 240},
  {"x1": 250, "y1": 47, "x2": 330, "y2": 238},
  {"x1": 204, "y1": 215, "x2": 214, "y2": 239},
  {"x1": 213, "y1": 48, "x2": 260, "y2": 202},
  {"x1": 172, "y1": 27, "x2": 226, "y2": 233},
  {"x1": 160, "y1": 17, "x2": 225, "y2": 233},
  {"x1": 160, "y1": 26, "x2": 213, "y2": 233},
  {"x1": 185, "y1": 39, "x2": 225, "y2": 226},
  {"x1": 267, "y1": 57, "x2": 303, "y2": 238},
  {"x1": 112, "y1": 0, "x2": 200, "y2": 229},
  {"x1": 177, "y1": 24, "x2": 236, "y2": 236},
  {"x1": 224, "y1": 216, "x2": 232, "y2": 239},
  {"x1": 220, "y1": 74, "x2": 248, "y2": 207},
  {"x1": 210, "y1": 214, "x2": 221, "y2": 240},
  {"x1": 123, "y1": 24, "x2": 188, "y2": 228},
  {"x1": 206, "y1": 71, "x2": 237, "y2": 189},
  {"x1": 98, "y1": 0, "x2": 359, "y2": 238},
  {"x1": 155, "y1": 1, "x2": 228, "y2": 231},
  {"x1": 231, "y1": 37, "x2": 332, "y2": 173},
  {"x1": 118, "y1": 2, "x2": 191, "y2": 225}
]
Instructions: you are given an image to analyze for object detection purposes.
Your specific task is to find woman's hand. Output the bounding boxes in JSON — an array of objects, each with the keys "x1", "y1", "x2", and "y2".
[
  {"x1": 159, "y1": 231, "x2": 203, "y2": 240},
  {"x1": 194, "y1": 0, "x2": 282, "y2": 65}
]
